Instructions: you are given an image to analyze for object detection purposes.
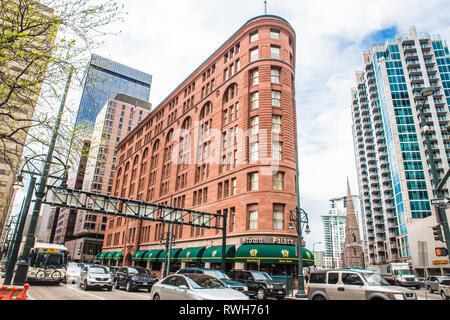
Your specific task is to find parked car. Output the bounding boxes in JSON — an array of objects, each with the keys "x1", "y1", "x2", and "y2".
[
  {"x1": 416, "y1": 277, "x2": 426, "y2": 289},
  {"x1": 114, "y1": 266, "x2": 157, "y2": 292},
  {"x1": 176, "y1": 268, "x2": 248, "y2": 294},
  {"x1": 227, "y1": 270, "x2": 286, "y2": 300},
  {"x1": 307, "y1": 268, "x2": 417, "y2": 300},
  {"x1": 151, "y1": 273, "x2": 249, "y2": 300},
  {"x1": 109, "y1": 266, "x2": 121, "y2": 282},
  {"x1": 79, "y1": 265, "x2": 113, "y2": 291},
  {"x1": 439, "y1": 279, "x2": 450, "y2": 300},
  {"x1": 426, "y1": 276, "x2": 450, "y2": 294},
  {"x1": 64, "y1": 265, "x2": 81, "y2": 284}
]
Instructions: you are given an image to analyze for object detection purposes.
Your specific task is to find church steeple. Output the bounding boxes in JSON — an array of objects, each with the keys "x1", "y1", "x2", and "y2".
[{"x1": 341, "y1": 180, "x2": 365, "y2": 268}]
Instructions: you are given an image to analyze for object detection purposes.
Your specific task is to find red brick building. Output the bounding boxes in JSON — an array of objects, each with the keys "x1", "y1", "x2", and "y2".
[{"x1": 99, "y1": 15, "x2": 313, "y2": 277}]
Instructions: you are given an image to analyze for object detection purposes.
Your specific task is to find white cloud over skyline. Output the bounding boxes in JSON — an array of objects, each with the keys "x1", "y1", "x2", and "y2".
[{"x1": 78, "y1": 0, "x2": 450, "y2": 251}]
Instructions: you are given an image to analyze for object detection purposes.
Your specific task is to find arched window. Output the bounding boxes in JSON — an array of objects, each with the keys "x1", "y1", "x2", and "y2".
[
  {"x1": 200, "y1": 102, "x2": 212, "y2": 120},
  {"x1": 182, "y1": 116, "x2": 192, "y2": 130},
  {"x1": 222, "y1": 83, "x2": 238, "y2": 104},
  {"x1": 351, "y1": 234, "x2": 356, "y2": 243}
]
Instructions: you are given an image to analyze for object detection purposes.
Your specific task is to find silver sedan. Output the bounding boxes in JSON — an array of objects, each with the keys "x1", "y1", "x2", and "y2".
[{"x1": 151, "y1": 273, "x2": 249, "y2": 300}]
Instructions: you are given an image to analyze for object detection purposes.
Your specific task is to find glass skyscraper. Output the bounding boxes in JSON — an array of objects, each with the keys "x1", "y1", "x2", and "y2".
[
  {"x1": 75, "y1": 54, "x2": 152, "y2": 129},
  {"x1": 351, "y1": 26, "x2": 450, "y2": 275}
]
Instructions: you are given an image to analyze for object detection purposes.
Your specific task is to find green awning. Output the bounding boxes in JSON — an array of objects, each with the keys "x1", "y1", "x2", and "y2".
[
  {"x1": 131, "y1": 250, "x2": 148, "y2": 261},
  {"x1": 202, "y1": 246, "x2": 236, "y2": 263},
  {"x1": 113, "y1": 252, "x2": 123, "y2": 261},
  {"x1": 144, "y1": 250, "x2": 163, "y2": 262},
  {"x1": 235, "y1": 245, "x2": 315, "y2": 266},
  {"x1": 96, "y1": 252, "x2": 108, "y2": 260},
  {"x1": 156, "y1": 248, "x2": 182, "y2": 262},
  {"x1": 178, "y1": 247, "x2": 206, "y2": 262},
  {"x1": 104, "y1": 251, "x2": 118, "y2": 261}
]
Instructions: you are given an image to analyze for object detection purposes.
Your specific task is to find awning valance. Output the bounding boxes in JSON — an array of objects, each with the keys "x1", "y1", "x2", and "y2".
[
  {"x1": 178, "y1": 247, "x2": 206, "y2": 262},
  {"x1": 112, "y1": 252, "x2": 123, "y2": 261},
  {"x1": 156, "y1": 248, "x2": 182, "y2": 262},
  {"x1": 201, "y1": 246, "x2": 235, "y2": 263},
  {"x1": 104, "y1": 251, "x2": 118, "y2": 261},
  {"x1": 144, "y1": 250, "x2": 163, "y2": 262},
  {"x1": 235, "y1": 245, "x2": 315, "y2": 266},
  {"x1": 96, "y1": 252, "x2": 108, "y2": 260}
]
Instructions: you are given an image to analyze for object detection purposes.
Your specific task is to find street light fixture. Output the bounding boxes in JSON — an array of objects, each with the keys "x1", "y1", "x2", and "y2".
[{"x1": 12, "y1": 175, "x2": 24, "y2": 191}]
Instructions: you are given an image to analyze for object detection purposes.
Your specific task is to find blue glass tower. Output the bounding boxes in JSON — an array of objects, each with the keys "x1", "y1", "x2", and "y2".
[
  {"x1": 76, "y1": 54, "x2": 152, "y2": 128},
  {"x1": 351, "y1": 26, "x2": 450, "y2": 273}
]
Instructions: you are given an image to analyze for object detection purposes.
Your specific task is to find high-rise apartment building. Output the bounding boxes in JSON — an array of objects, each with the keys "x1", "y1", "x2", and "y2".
[
  {"x1": 99, "y1": 15, "x2": 314, "y2": 278},
  {"x1": 351, "y1": 26, "x2": 450, "y2": 275},
  {"x1": 59, "y1": 94, "x2": 151, "y2": 262},
  {"x1": 322, "y1": 193, "x2": 364, "y2": 268},
  {"x1": 75, "y1": 54, "x2": 153, "y2": 129}
]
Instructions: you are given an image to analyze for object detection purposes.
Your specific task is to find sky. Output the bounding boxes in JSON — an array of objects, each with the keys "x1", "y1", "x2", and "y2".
[{"x1": 14, "y1": 0, "x2": 449, "y2": 251}]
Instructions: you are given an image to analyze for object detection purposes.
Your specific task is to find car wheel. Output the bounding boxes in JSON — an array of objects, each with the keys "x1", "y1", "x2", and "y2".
[
  {"x1": 256, "y1": 287, "x2": 266, "y2": 300},
  {"x1": 441, "y1": 291, "x2": 449, "y2": 300},
  {"x1": 312, "y1": 295, "x2": 326, "y2": 300},
  {"x1": 428, "y1": 286, "x2": 434, "y2": 294},
  {"x1": 126, "y1": 281, "x2": 133, "y2": 292},
  {"x1": 107, "y1": 286, "x2": 113, "y2": 291},
  {"x1": 153, "y1": 293, "x2": 160, "y2": 300}
]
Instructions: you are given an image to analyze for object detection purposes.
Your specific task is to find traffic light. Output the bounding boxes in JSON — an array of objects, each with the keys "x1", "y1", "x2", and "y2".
[
  {"x1": 435, "y1": 247, "x2": 448, "y2": 257},
  {"x1": 432, "y1": 225, "x2": 444, "y2": 242}
]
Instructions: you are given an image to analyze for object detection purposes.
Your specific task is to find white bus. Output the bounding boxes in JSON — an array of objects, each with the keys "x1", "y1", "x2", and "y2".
[{"x1": 27, "y1": 243, "x2": 69, "y2": 284}]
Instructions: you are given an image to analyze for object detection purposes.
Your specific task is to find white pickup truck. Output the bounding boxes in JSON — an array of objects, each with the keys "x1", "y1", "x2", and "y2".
[{"x1": 368, "y1": 263, "x2": 420, "y2": 289}]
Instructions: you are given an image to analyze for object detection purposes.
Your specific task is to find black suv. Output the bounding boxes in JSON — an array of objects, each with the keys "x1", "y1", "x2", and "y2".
[
  {"x1": 228, "y1": 270, "x2": 286, "y2": 300},
  {"x1": 114, "y1": 266, "x2": 157, "y2": 292}
]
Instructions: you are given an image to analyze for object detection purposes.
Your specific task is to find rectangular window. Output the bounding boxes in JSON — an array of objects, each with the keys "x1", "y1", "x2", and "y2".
[
  {"x1": 231, "y1": 178, "x2": 237, "y2": 196},
  {"x1": 272, "y1": 141, "x2": 283, "y2": 161},
  {"x1": 273, "y1": 205, "x2": 284, "y2": 230},
  {"x1": 250, "y1": 92, "x2": 259, "y2": 110},
  {"x1": 271, "y1": 46, "x2": 280, "y2": 59},
  {"x1": 273, "y1": 172, "x2": 284, "y2": 190},
  {"x1": 270, "y1": 30, "x2": 280, "y2": 40},
  {"x1": 250, "y1": 47, "x2": 259, "y2": 62},
  {"x1": 249, "y1": 209, "x2": 258, "y2": 230},
  {"x1": 272, "y1": 115, "x2": 282, "y2": 134},
  {"x1": 248, "y1": 172, "x2": 259, "y2": 191},
  {"x1": 250, "y1": 31, "x2": 259, "y2": 43},
  {"x1": 249, "y1": 142, "x2": 259, "y2": 162},
  {"x1": 271, "y1": 68, "x2": 280, "y2": 84},
  {"x1": 250, "y1": 116, "x2": 259, "y2": 135},
  {"x1": 272, "y1": 90, "x2": 281, "y2": 107}
]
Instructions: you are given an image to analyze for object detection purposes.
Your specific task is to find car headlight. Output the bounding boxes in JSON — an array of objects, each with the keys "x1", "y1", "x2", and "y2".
[
  {"x1": 131, "y1": 276, "x2": 139, "y2": 281},
  {"x1": 244, "y1": 287, "x2": 248, "y2": 292},
  {"x1": 266, "y1": 284, "x2": 273, "y2": 289},
  {"x1": 393, "y1": 294, "x2": 405, "y2": 300}
]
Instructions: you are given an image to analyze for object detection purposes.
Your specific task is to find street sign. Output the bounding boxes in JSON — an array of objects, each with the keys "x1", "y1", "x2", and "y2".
[{"x1": 431, "y1": 198, "x2": 449, "y2": 206}]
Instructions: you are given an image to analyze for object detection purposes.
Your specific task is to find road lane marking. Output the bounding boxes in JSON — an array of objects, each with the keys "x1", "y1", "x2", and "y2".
[{"x1": 61, "y1": 283, "x2": 107, "y2": 300}]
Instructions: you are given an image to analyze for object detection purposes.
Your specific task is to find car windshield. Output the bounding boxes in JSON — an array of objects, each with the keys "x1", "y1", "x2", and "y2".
[
  {"x1": 440, "y1": 279, "x2": 450, "y2": 286},
  {"x1": 128, "y1": 267, "x2": 150, "y2": 275},
  {"x1": 251, "y1": 272, "x2": 272, "y2": 281},
  {"x1": 186, "y1": 275, "x2": 227, "y2": 289},
  {"x1": 362, "y1": 273, "x2": 391, "y2": 286},
  {"x1": 394, "y1": 270, "x2": 413, "y2": 276},
  {"x1": 67, "y1": 267, "x2": 81, "y2": 273},
  {"x1": 89, "y1": 267, "x2": 108, "y2": 274},
  {"x1": 203, "y1": 270, "x2": 229, "y2": 279}
]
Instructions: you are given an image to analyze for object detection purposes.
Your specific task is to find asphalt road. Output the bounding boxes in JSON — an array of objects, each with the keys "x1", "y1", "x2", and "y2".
[{"x1": 22, "y1": 282, "x2": 443, "y2": 301}]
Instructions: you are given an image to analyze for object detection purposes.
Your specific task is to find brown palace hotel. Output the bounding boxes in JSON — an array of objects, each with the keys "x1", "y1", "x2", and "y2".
[{"x1": 97, "y1": 15, "x2": 314, "y2": 277}]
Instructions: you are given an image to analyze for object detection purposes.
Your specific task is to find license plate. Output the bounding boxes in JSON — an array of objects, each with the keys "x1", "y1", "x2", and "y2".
[{"x1": 143, "y1": 282, "x2": 148, "y2": 285}]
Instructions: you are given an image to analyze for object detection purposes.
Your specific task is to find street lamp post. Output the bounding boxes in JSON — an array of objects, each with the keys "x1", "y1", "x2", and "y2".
[
  {"x1": 417, "y1": 87, "x2": 450, "y2": 257},
  {"x1": 12, "y1": 65, "x2": 73, "y2": 285}
]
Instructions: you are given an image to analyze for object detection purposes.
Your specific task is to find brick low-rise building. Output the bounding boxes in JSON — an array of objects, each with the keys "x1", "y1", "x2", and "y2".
[{"x1": 98, "y1": 15, "x2": 314, "y2": 278}]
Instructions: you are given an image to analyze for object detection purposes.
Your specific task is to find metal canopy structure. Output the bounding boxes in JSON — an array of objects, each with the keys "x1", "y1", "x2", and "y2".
[{"x1": 42, "y1": 185, "x2": 229, "y2": 271}]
